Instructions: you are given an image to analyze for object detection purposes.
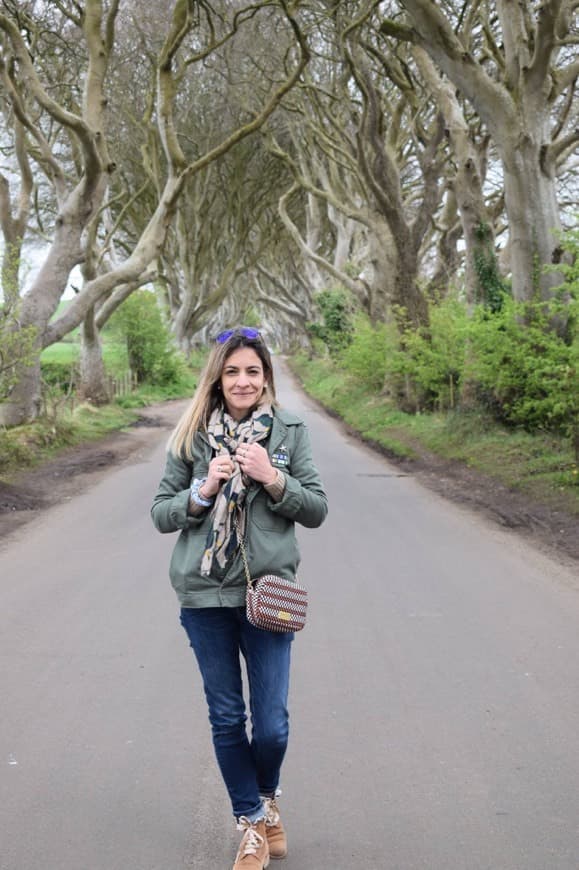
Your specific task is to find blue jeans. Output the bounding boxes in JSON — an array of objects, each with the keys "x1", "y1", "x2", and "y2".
[{"x1": 180, "y1": 606, "x2": 293, "y2": 821}]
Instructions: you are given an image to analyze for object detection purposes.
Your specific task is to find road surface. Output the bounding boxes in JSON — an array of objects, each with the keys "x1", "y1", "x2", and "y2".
[{"x1": 1, "y1": 362, "x2": 579, "y2": 870}]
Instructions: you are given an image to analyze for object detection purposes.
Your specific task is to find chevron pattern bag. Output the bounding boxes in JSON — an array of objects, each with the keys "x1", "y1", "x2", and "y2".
[{"x1": 236, "y1": 519, "x2": 308, "y2": 633}]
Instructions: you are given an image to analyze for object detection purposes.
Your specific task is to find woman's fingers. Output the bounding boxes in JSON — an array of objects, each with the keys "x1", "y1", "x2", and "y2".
[
  {"x1": 214, "y1": 457, "x2": 233, "y2": 477},
  {"x1": 203, "y1": 456, "x2": 234, "y2": 495},
  {"x1": 236, "y1": 443, "x2": 274, "y2": 484}
]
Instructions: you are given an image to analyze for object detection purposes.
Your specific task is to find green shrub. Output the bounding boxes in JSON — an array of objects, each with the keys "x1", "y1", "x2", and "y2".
[
  {"x1": 307, "y1": 289, "x2": 356, "y2": 355},
  {"x1": 467, "y1": 295, "x2": 577, "y2": 436},
  {"x1": 110, "y1": 291, "x2": 182, "y2": 386},
  {"x1": 400, "y1": 296, "x2": 469, "y2": 410},
  {"x1": 333, "y1": 298, "x2": 469, "y2": 410},
  {"x1": 41, "y1": 358, "x2": 79, "y2": 393},
  {"x1": 338, "y1": 287, "x2": 576, "y2": 440},
  {"x1": 341, "y1": 315, "x2": 392, "y2": 390}
]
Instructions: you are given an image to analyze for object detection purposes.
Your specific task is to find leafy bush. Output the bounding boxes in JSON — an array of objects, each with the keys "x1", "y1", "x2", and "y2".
[
  {"x1": 41, "y1": 358, "x2": 79, "y2": 393},
  {"x1": 110, "y1": 291, "x2": 183, "y2": 386},
  {"x1": 307, "y1": 289, "x2": 356, "y2": 355},
  {"x1": 466, "y1": 298, "x2": 573, "y2": 432},
  {"x1": 341, "y1": 315, "x2": 392, "y2": 390},
  {"x1": 337, "y1": 298, "x2": 469, "y2": 410},
  {"x1": 399, "y1": 296, "x2": 469, "y2": 410},
  {"x1": 334, "y1": 288, "x2": 577, "y2": 440}
]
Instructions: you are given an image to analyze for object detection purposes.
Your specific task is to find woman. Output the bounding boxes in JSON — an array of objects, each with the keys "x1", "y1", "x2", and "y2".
[{"x1": 151, "y1": 327, "x2": 327, "y2": 869}]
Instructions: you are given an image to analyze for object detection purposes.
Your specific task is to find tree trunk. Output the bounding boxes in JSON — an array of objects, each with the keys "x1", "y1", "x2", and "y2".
[
  {"x1": 0, "y1": 352, "x2": 42, "y2": 426},
  {"x1": 394, "y1": 252, "x2": 429, "y2": 330},
  {"x1": 501, "y1": 136, "x2": 562, "y2": 302},
  {"x1": 364, "y1": 222, "x2": 396, "y2": 321},
  {"x1": 412, "y1": 46, "x2": 496, "y2": 305},
  {"x1": 303, "y1": 193, "x2": 327, "y2": 292},
  {"x1": 454, "y1": 160, "x2": 500, "y2": 307},
  {"x1": 429, "y1": 188, "x2": 462, "y2": 298},
  {"x1": 173, "y1": 292, "x2": 199, "y2": 350},
  {"x1": 0, "y1": 201, "x2": 88, "y2": 424},
  {"x1": 328, "y1": 203, "x2": 356, "y2": 273},
  {"x1": 78, "y1": 306, "x2": 109, "y2": 405},
  {"x1": 1, "y1": 236, "x2": 25, "y2": 312}
]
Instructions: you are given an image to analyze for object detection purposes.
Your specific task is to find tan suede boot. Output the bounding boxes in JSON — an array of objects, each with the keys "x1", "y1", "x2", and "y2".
[
  {"x1": 233, "y1": 818, "x2": 270, "y2": 870},
  {"x1": 263, "y1": 797, "x2": 287, "y2": 860}
]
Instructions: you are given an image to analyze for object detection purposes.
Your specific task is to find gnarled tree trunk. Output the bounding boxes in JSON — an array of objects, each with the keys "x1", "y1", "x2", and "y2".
[{"x1": 78, "y1": 305, "x2": 109, "y2": 405}]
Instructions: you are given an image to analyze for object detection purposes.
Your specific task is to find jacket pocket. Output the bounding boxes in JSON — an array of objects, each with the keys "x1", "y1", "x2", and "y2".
[{"x1": 251, "y1": 496, "x2": 290, "y2": 533}]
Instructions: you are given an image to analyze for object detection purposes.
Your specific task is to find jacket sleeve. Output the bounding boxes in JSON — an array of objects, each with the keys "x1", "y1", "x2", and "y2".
[
  {"x1": 266, "y1": 424, "x2": 328, "y2": 528},
  {"x1": 151, "y1": 451, "x2": 208, "y2": 533}
]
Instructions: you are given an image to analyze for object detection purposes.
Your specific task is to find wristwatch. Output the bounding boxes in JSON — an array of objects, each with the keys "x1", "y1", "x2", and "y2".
[{"x1": 190, "y1": 477, "x2": 214, "y2": 507}]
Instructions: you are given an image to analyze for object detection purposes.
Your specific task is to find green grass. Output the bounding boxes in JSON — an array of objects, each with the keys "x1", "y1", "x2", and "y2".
[
  {"x1": 291, "y1": 353, "x2": 579, "y2": 514},
  {"x1": 0, "y1": 403, "x2": 140, "y2": 477},
  {"x1": 41, "y1": 337, "x2": 129, "y2": 372},
  {"x1": 1, "y1": 352, "x2": 204, "y2": 479},
  {"x1": 41, "y1": 341, "x2": 79, "y2": 364},
  {"x1": 0, "y1": 303, "x2": 210, "y2": 478},
  {"x1": 101, "y1": 340, "x2": 130, "y2": 375}
]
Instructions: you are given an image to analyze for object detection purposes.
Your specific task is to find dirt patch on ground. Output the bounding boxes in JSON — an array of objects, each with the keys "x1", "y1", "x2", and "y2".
[
  {"x1": 1, "y1": 392, "x2": 578, "y2": 566},
  {"x1": 403, "y1": 446, "x2": 578, "y2": 562},
  {"x1": 0, "y1": 400, "x2": 188, "y2": 544}
]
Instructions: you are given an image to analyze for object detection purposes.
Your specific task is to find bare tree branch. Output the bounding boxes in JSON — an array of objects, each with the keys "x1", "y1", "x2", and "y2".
[
  {"x1": 526, "y1": 0, "x2": 565, "y2": 93},
  {"x1": 0, "y1": 13, "x2": 101, "y2": 176},
  {"x1": 393, "y1": 0, "x2": 516, "y2": 139},
  {"x1": 551, "y1": 58, "x2": 579, "y2": 98},
  {"x1": 546, "y1": 125, "x2": 579, "y2": 167}
]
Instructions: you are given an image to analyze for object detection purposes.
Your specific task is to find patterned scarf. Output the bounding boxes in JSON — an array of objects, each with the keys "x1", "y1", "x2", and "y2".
[{"x1": 201, "y1": 402, "x2": 273, "y2": 577}]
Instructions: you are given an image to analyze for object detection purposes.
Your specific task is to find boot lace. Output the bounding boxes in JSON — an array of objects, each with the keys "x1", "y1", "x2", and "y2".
[
  {"x1": 262, "y1": 797, "x2": 280, "y2": 827},
  {"x1": 236, "y1": 818, "x2": 265, "y2": 857}
]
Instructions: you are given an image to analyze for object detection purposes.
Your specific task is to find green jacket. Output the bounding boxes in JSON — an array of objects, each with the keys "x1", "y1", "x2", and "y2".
[{"x1": 151, "y1": 408, "x2": 328, "y2": 608}]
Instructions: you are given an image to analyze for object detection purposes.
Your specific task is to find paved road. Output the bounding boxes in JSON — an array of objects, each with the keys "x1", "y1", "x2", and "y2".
[{"x1": 1, "y1": 362, "x2": 579, "y2": 870}]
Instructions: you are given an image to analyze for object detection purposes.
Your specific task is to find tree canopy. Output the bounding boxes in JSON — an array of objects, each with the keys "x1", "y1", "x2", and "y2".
[{"x1": 0, "y1": 0, "x2": 577, "y2": 423}]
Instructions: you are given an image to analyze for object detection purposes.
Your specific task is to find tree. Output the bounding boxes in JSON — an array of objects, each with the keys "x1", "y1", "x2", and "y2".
[
  {"x1": 0, "y1": 0, "x2": 309, "y2": 425},
  {"x1": 264, "y1": 2, "x2": 454, "y2": 330},
  {"x1": 383, "y1": 0, "x2": 579, "y2": 314},
  {"x1": 0, "y1": 114, "x2": 33, "y2": 312},
  {"x1": 411, "y1": 45, "x2": 500, "y2": 306}
]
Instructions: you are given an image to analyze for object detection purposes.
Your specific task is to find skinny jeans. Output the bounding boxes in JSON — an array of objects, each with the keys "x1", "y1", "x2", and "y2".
[{"x1": 180, "y1": 606, "x2": 293, "y2": 821}]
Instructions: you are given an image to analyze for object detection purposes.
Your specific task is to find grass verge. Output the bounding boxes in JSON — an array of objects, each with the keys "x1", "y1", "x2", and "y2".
[
  {"x1": 0, "y1": 368, "x2": 200, "y2": 480},
  {"x1": 290, "y1": 354, "x2": 579, "y2": 515}
]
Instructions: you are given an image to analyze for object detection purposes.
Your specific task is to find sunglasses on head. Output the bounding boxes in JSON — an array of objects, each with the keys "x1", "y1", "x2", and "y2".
[{"x1": 215, "y1": 326, "x2": 261, "y2": 344}]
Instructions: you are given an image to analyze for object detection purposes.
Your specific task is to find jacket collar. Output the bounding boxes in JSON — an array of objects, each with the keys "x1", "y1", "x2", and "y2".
[{"x1": 269, "y1": 413, "x2": 288, "y2": 456}]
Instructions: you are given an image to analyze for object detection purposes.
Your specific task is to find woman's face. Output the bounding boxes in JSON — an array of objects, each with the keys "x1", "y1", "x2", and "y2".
[{"x1": 220, "y1": 346, "x2": 267, "y2": 421}]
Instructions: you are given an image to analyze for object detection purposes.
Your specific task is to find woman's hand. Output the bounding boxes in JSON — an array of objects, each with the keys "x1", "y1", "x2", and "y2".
[
  {"x1": 235, "y1": 443, "x2": 277, "y2": 486},
  {"x1": 201, "y1": 454, "x2": 235, "y2": 498}
]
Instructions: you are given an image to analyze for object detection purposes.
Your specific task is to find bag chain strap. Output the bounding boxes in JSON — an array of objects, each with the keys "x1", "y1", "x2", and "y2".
[{"x1": 234, "y1": 516, "x2": 254, "y2": 589}]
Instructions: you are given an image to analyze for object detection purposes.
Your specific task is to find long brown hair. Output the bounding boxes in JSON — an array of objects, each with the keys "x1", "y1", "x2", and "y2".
[{"x1": 168, "y1": 330, "x2": 278, "y2": 459}]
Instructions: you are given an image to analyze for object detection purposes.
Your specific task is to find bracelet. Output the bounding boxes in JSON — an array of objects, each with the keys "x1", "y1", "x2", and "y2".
[{"x1": 190, "y1": 477, "x2": 214, "y2": 507}]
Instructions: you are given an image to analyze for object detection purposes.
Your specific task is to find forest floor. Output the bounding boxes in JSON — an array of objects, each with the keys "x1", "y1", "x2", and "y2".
[{"x1": 1, "y1": 394, "x2": 578, "y2": 567}]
